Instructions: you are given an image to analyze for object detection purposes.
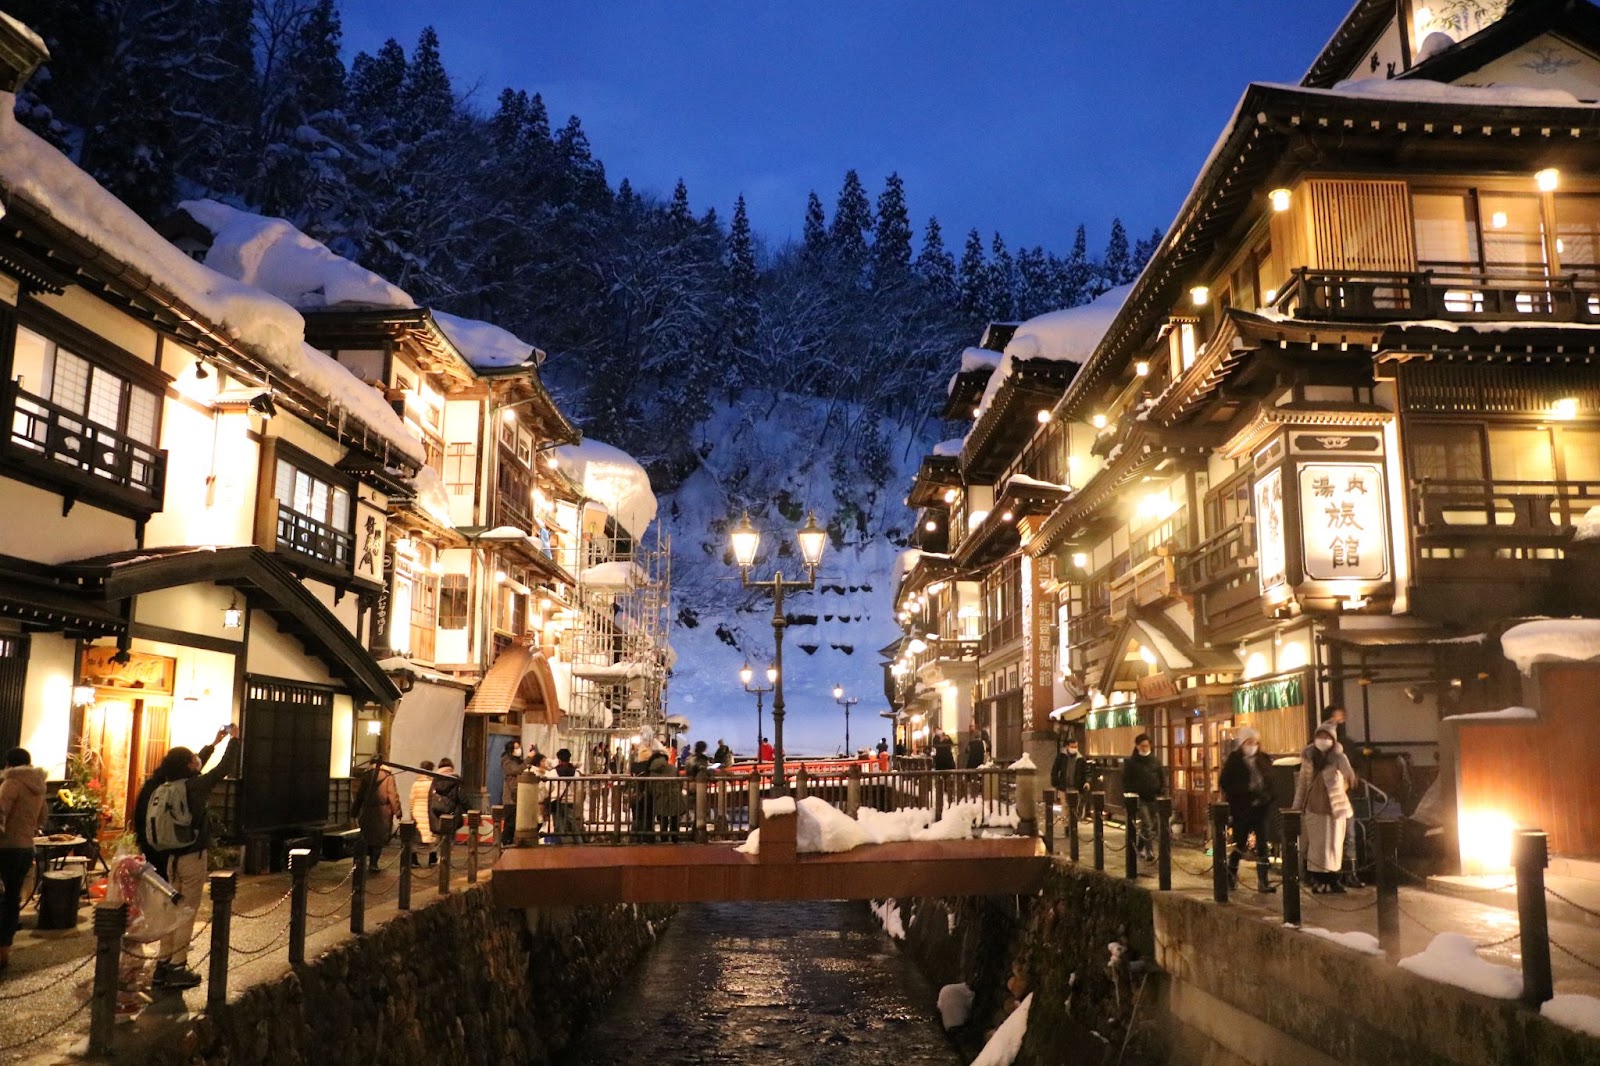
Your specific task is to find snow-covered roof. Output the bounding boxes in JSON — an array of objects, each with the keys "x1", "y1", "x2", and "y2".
[
  {"x1": 931, "y1": 438, "x2": 964, "y2": 458},
  {"x1": 432, "y1": 310, "x2": 537, "y2": 370},
  {"x1": 556, "y1": 439, "x2": 657, "y2": 540},
  {"x1": 409, "y1": 466, "x2": 454, "y2": 529},
  {"x1": 945, "y1": 347, "x2": 1002, "y2": 396},
  {"x1": 580, "y1": 560, "x2": 646, "y2": 588},
  {"x1": 1308, "y1": 77, "x2": 1595, "y2": 109},
  {"x1": 0, "y1": 103, "x2": 424, "y2": 465},
  {"x1": 181, "y1": 199, "x2": 413, "y2": 310},
  {"x1": 967, "y1": 284, "x2": 1131, "y2": 425},
  {"x1": 1500, "y1": 619, "x2": 1600, "y2": 673}
]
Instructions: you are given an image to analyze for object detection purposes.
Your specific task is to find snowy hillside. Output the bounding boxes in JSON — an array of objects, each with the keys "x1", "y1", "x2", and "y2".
[{"x1": 661, "y1": 393, "x2": 934, "y2": 758}]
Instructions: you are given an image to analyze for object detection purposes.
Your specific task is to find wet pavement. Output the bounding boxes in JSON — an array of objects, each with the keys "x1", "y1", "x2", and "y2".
[{"x1": 554, "y1": 901, "x2": 963, "y2": 1066}]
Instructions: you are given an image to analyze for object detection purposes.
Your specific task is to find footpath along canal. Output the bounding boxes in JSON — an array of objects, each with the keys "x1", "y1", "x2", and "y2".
[{"x1": 554, "y1": 900, "x2": 965, "y2": 1066}]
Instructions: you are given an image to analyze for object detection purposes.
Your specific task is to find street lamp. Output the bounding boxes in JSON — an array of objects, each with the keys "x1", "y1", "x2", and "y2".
[
  {"x1": 832, "y1": 684, "x2": 860, "y2": 756},
  {"x1": 728, "y1": 509, "x2": 829, "y2": 792},
  {"x1": 741, "y1": 661, "x2": 777, "y2": 761}
]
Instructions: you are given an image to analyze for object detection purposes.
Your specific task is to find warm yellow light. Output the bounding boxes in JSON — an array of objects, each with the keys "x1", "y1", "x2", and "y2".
[
  {"x1": 1269, "y1": 188, "x2": 1292, "y2": 212},
  {"x1": 1134, "y1": 360, "x2": 1149, "y2": 377},
  {"x1": 1091, "y1": 413, "x2": 1108, "y2": 430},
  {"x1": 503, "y1": 409, "x2": 517, "y2": 424},
  {"x1": 1000, "y1": 510, "x2": 1014, "y2": 522},
  {"x1": 740, "y1": 662, "x2": 753, "y2": 686},
  {"x1": 1190, "y1": 285, "x2": 1209, "y2": 307},
  {"x1": 1137, "y1": 646, "x2": 1157, "y2": 666},
  {"x1": 1536, "y1": 167, "x2": 1560, "y2": 192},
  {"x1": 1490, "y1": 211, "x2": 1508, "y2": 230},
  {"x1": 495, "y1": 569, "x2": 508, "y2": 583},
  {"x1": 971, "y1": 406, "x2": 981, "y2": 418},
  {"x1": 797, "y1": 510, "x2": 828, "y2": 568},
  {"x1": 1137, "y1": 492, "x2": 1176, "y2": 523},
  {"x1": 942, "y1": 487, "x2": 958, "y2": 503},
  {"x1": 766, "y1": 666, "x2": 778, "y2": 685},
  {"x1": 1071, "y1": 552, "x2": 1088, "y2": 569},
  {"x1": 71, "y1": 683, "x2": 97, "y2": 707},
  {"x1": 365, "y1": 719, "x2": 383, "y2": 736},
  {"x1": 833, "y1": 685, "x2": 844, "y2": 700},
  {"x1": 730, "y1": 512, "x2": 760, "y2": 568},
  {"x1": 924, "y1": 520, "x2": 938, "y2": 532},
  {"x1": 1263, "y1": 288, "x2": 1277, "y2": 304},
  {"x1": 1458, "y1": 809, "x2": 1516, "y2": 875},
  {"x1": 907, "y1": 638, "x2": 928, "y2": 654},
  {"x1": 1036, "y1": 409, "x2": 1052, "y2": 424},
  {"x1": 891, "y1": 662, "x2": 908, "y2": 677},
  {"x1": 1552, "y1": 396, "x2": 1579, "y2": 420}
]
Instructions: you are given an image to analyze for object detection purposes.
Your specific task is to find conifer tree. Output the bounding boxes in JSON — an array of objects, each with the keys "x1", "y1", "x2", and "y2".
[
  {"x1": 802, "y1": 192, "x2": 829, "y2": 261},
  {"x1": 1058, "y1": 224, "x2": 1092, "y2": 307},
  {"x1": 1015, "y1": 246, "x2": 1053, "y2": 319},
  {"x1": 916, "y1": 216, "x2": 957, "y2": 301},
  {"x1": 402, "y1": 27, "x2": 454, "y2": 141},
  {"x1": 723, "y1": 195, "x2": 761, "y2": 389},
  {"x1": 668, "y1": 179, "x2": 694, "y2": 233},
  {"x1": 873, "y1": 172, "x2": 912, "y2": 284},
  {"x1": 294, "y1": 0, "x2": 347, "y2": 117},
  {"x1": 958, "y1": 228, "x2": 988, "y2": 321},
  {"x1": 829, "y1": 170, "x2": 873, "y2": 275},
  {"x1": 1131, "y1": 228, "x2": 1163, "y2": 276},
  {"x1": 985, "y1": 233, "x2": 1016, "y2": 321},
  {"x1": 1103, "y1": 217, "x2": 1131, "y2": 287}
]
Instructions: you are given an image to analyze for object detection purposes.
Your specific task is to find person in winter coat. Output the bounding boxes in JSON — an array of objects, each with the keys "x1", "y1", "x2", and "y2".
[
  {"x1": 1219, "y1": 727, "x2": 1276, "y2": 894},
  {"x1": 408, "y1": 760, "x2": 438, "y2": 866},
  {"x1": 1122, "y1": 733, "x2": 1165, "y2": 863},
  {"x1": 963, "y1": 730, "x2": 987, "y2": 770},
  {"x1": 685, "y1": 741, "x2": 713, "y2": 782},
  {"x1": 0, "y1": 748, "x2": 48, "y2": 970},
  {"x1": 353, "y1": 754, "x2": 401, "y2": 871},
  {"x1": 758, "y1": 737, "x2": 775, "y2": 763},
  {"x1": 1291, "y1": 721, "x2": 1357, "y2": 893},
  {"x1": 499, "y1": 740, "x2": 525, "y2": 845},
  {"x1": 645, "y1": 742, "x2": 687, "y2": 841},
  {"x1": 712, "y1": 739, "x2": 733, "y2": 768},
  {"x1": 1051, "y1": 734, "x2": 1090, "y2": 796},
  {"x1": 931, "y1": 731, "x2": 956, "y2": 771},
  {"x1": 429, "y1": 758, "x2": 469, "y2": 840}
]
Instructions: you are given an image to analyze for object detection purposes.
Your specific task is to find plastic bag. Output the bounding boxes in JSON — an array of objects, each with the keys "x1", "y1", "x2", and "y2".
[{"x1": 103, "y1": 848, "x2": 182, "y2": 944}]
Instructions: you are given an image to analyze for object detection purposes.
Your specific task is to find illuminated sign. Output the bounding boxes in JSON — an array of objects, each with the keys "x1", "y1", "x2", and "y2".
[
  {"x1": 1254, "y1": 467, "x2": 1287, "y2": 594},
  {"x1": 1298, "y1": 462, "x2": 1388, "y2": 581}
]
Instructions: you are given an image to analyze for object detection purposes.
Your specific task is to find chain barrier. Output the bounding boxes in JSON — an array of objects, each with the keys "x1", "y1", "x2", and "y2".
[
  {"x1": 228, "y1": 925, "x2": 289, "y2": 959},
  {"x1": 1545, "y1": 886, "x2": 1600, "y2": 922},
  {"x1": 303, "y1": 895, "x2": 348, "y2": 920},
  {"x1": 1475, "y1": 930, "x2": 1522, "y2": 950},
  {"x1": 0, "y1": 992, "x2": 91, "y2": 1052},
  {"x1": 122, "y1": 917, "x2": 211, "y2": 959},
  {"x1": 0, "y1": 952, "x2": 96, "y2": 1001},
  {"x1": 1306, "y1": 891, "x2": 1380, "y2": 913},
  {"x1": 1551, "y1": 937, "x2": 1600, "y2": 974},
  {"x1": 233, "y1": 889, "x2": 293, "y2": 920},
  {"x1": 307, "y1": 865, "x2": 358, "y2": 896}
]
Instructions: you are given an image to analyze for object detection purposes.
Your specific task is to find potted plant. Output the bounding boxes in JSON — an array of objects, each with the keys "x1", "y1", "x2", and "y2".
[{"x1": 53, "y1": 744, "x2": 112, "y2": 840}]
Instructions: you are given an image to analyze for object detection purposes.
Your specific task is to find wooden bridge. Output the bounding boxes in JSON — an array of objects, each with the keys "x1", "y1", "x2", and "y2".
[{"x1": 490, "y1": 763, "x2": 1051, "y2": 906}]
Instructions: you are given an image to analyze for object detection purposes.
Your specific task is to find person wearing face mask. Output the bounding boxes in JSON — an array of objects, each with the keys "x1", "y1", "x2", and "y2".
[
  {"x1": 499, "y1": 739, "x2": 526, "y2": 845},
  {"x1": 1051, "y1": 732, "x2": 1091, "y2": 841},
  {"x1": 1122, "y1": 733, "x2": 1165, "y2": 863},
  {"x1": 1219, "y1": 727, "x2": 1276, "y2": 893},
  {"x1": 1292, "y1": 721, "x2": 1356, "y2": 893}
]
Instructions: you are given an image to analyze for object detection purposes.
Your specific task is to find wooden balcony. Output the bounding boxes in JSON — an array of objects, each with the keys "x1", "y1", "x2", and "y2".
[
  {"x1": 1413, "y1": 478, "x2": 1600, "y2": 545},
  {"x1": 276, "y1": 504, "x2": 353, "y2": 569},
  {"x1": 3, "y1": 380, "x2": 167, "y2": 515},
  {"x1": 1175, "y1": 525, "x2": 1255, "y2": 594},
  {"x1": 1280, "y1": 266, "x2": 1600, "y2": 324},
  {"x1": 1108, "y1": 555, "x2": 1176, "y2": 621},
  {"x1": 1065, "y1": 606, "x2": 1111, "y2": 650},
  {"x1": 979, "y1": 615, "x2": 1021, "y2": 656}
]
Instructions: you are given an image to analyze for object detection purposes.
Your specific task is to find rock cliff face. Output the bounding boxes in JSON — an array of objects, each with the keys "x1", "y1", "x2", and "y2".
[{"x1": 132, "y1": 888, "x2": 671, "y2": 1066}]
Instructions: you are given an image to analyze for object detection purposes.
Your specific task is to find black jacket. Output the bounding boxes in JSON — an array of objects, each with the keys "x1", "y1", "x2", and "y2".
[
  {"x1": 932, "y1": 736, "x2": 956, "y2": 771},
  {"x1": 963, "y1": 737, "x2": 987, "y2": 769},
  {"x1": 1051, "y1": 749, "x2": 1089, "y2": 792},
  {"x1": 133, "y1": 739, "x2": 239, "y2": 863},
  {"x1": 1122, "y1": 750, "x2": 1164, "y2": 801},
  {"x1": 1219, "y1": 748, "x2": 1275, "y2": 811}
]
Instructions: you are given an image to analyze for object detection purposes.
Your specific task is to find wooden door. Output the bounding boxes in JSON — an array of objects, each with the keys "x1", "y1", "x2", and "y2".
[{"x1": 81, "y1": 697, "x2": 136, "y2": 831}]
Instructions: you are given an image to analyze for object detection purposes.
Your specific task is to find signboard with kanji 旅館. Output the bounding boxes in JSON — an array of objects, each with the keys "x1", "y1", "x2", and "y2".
[{"x1": 1297, "y1": 462, "x2": 1388, "y2": 582}]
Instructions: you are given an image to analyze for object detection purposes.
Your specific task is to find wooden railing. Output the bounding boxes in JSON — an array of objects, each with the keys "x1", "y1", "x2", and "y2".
[
  {"x1": 4, "y1": 380, "x2": 166, "y2": 506},
  {"x1": 1108, "y1": 554, "x2": 1176, "y2": 621},
  {"x1": 1065, "y1": 605, "x2": 1111, "y2": 649},
  {"x1": 908, "y1": 636, "x2": 979, "y2": 675},
  {"x1": 276, "y1": 503, "x2": 353, "y2": 568},
  {"x1": 526, "y1": 763, "x2": 1024, "y2": 844},
  {"x1": 1412, "y1": 478, "x2": 1600, "y2": 542},
  {"x1": 1175, "y1": 524, "x2": 1255, "y2": 593},
  {"x1": 1278, "y1": 266, "x2": 1600, "y2": 323}
]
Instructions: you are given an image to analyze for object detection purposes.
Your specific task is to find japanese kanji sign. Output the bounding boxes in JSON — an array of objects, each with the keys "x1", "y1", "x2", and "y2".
[
  {"x1": 1254, "y1": 467, "x2": 1287, "y2": 594},
  {"x1": 1298, "y1": 462, "x2": 1388, "y2": 581}
]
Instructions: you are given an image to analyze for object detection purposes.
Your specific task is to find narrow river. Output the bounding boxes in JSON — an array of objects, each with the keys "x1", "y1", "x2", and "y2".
[{"x1": 556, "y1": 901, "x2": 964, "y2": 1065}]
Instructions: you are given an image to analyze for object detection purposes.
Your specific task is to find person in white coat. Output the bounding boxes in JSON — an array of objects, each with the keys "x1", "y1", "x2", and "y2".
[
  {"x1": 408, "y1": 760, "x2": 437, "y2": 866},
  {"x1": 1291, "y1": 721, "x2": 1356, "y2": 893}
]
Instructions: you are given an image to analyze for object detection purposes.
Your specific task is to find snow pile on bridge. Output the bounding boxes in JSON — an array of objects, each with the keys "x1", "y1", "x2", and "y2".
[
  {"x1": 1398, "y1": 933, "x2": 1522, "y2": 999},
  {"x1": 735, "y1": 796, "x2": 1017, "y2": 854}
]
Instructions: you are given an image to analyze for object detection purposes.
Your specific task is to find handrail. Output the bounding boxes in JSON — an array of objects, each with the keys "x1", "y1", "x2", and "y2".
[
  {"x1": 1287, "y1": 266, "x2": 1600, "y2": 323},
  {"x1": 1412, "y1": 477, "x2": 1600, "y2": 538},
  {"x1": 1175, "y1": 523, "x2": 1255, "y2": 591},
  {"x1": 276, "y1": 503, "x2": 354, "y2": 568},
  {"x1": 5, "y1": 380, "x2": 165, "y2": 499}
]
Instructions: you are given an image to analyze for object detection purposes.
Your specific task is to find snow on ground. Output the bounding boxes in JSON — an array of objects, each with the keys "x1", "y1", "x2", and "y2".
[
  {"x1": 1008, "y1": 753, "x2": 1035, "y2": 771},
  {"x1": 937, "y1": 982, "x2": 974, "y2": 1030},
  {"x1": 870, "y1": 899, "x2": 906, "y2": 940},
  {"x1": 1397, "y1": 933, "x2": 1522, "y2": 999},
  {"x1": 1500, "y1": 619, "x2": 1600, "y2": 673},
  {"x1": 1300, "y1": 927, "x2": 1383, "y2": 955},
  {"x1": 1542, "y1": 994, "x2": 1600, "y2": 1037},
  {"x1": 971, "y1": 993, "x2": 1031, "y2": 1066},
  {"x1": 556, "y1": 438, "x2": 657, "y2": 541}
]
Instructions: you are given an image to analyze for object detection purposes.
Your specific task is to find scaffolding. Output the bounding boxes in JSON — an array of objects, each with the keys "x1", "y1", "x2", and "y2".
[{"x1": 564, "y1": 519, "x2": 671, "y2": 764}]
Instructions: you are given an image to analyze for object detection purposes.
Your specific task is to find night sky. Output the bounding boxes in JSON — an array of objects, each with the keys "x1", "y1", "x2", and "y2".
[{"x1": 337, "y1": 0, "x2": 1351, "y2": 255}]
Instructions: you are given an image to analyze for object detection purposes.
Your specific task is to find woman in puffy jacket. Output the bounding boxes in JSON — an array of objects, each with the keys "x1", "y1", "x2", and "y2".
[
  {"x1": 408, "y1": 760, "x2": 437, "y2": 865},
  {"x1": 1291, "y1": 721, "x2": 1356, "y2": 894}
]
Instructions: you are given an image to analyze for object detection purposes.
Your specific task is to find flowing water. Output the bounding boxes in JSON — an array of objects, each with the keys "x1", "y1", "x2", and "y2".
[{"x1": 556, "y1": 900, "x2": 964, "y2": 1065}]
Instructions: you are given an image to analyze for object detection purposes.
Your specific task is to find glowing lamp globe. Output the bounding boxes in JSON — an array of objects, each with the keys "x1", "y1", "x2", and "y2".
[
  {"x1": 797, "y1": 511, "x2": 827, "y2": 569},
  {"x1": 730, "y1": 513, "x2": 761, "y2": 568}
]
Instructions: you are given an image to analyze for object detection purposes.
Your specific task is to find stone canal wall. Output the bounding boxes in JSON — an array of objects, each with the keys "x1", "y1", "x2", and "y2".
[
  {"x1": 892, "y1": 863, "x2": 1600, "y2": 1066},
  {"x1": 131, "y1": 886, "x2": 670, "y2": 1066}
]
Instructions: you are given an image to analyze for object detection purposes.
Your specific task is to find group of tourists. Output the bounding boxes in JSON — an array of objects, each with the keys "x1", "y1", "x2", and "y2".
[{"x1": 1049, "y1": 708, "x2": 1362, "y2": 894}]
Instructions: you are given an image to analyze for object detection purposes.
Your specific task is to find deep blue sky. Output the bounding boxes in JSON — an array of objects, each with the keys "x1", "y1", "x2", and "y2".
[{"x1": 337, "y1": 1, "x2": 1349, "y2": 257}]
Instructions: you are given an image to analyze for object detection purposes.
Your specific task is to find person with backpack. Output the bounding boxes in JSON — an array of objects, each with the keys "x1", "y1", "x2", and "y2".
[
  {"x1": 549, "y1": 748, "x2": 584, "y2": 841},
  {"x1": 134, "y1": 725, "x2": 238, "y2": 990},
  {"x1": 428, "y1": 757, "x2": 469, "y2": 840},
  {"x1": 353, "y1": 754, "x2": 400, "y2": 872}
]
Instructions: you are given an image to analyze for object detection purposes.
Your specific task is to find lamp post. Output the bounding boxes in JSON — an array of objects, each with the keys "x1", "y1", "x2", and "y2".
[
  {"x1": 740, "y1": 661, "x2": 777, "y2": 761},
  {"x1": 728, "y1": 510, "x2": 828, "y2": 793},
  {"x1": 831, "y1": 685, "x2": 859, "y2": 756}
]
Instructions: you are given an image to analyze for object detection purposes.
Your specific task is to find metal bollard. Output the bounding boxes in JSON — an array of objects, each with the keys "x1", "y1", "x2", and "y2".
[
  {"x1": 1515, "y1": 829, "x2": 1553, "y2": 1006},
  {"x1": 1067, "y1": 791, "x2": 1081, "y2": 863},
  {"x1": 491, "y1": 803, "x2": 504, "y2": 845},
  {"x1": 437, "y1": 815, "x2": 456, "y2": 895},
  {"x1": 1376, "y1": 818, "x2": 1401, "y2": 961},
  {"x1": 88, "y1": 902, "x2": 127, "y2": 1056},
  {"x1": 795, "y1": 765, "x2": 809, "y2": 801},
  {"x1": 350, "y1": 840, "x2": 367, "y2": 936},
  {"x1": 398, "y1": 823, "x2": 414, "y2": 912},
  {"x1": 1280, "y1": 810, "x2": 1302, "y2": 926},
  {"x1": 1043, "y1": 788, "x2": 1056, "y2": 855},
  {"x1": 846, "y1": 763, "x2": 861, "y2": 817},
  {"x1": 1092, "y1": 790, "x2": 1105, "y2": 871},
  {"x1": 1156, "y1": 796, "x2": 1172, "y2": 890},
  {"x1": 467, "y1": 811, "x2": 482, "y2": 884},
  {"x1": 1017, "y1": 767, "x2": 1038, "y2": 838},
  {"x1": 1124, "y1": 793, "x2": 1140, "y2": 880},
  {"x1": 695, "y1": 779, "x2": 709, "y2": 844},
  {"x1": 207, "y1": 871, "x2": 236, "y2": 1014},
  {"x1": 1211, "y1": 803, "x2": 1231, "y2": 904},
  {"x1": 288, "y1": 847, "x2": 310, "y2": 966}
]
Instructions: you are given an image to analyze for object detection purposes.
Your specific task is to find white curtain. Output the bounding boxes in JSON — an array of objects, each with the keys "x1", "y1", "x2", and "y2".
[{"x1": 389, "y1": 679, "x2": 466, "y2": 811}]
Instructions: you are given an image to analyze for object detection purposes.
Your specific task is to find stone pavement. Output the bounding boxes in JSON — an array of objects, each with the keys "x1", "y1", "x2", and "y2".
[
  {"x1": 0, "y1": 839, "x2": 497, "y2": 1065},
  {"x1": 1056, "y1": 818, "x2": 1600, "y2": 1000}
]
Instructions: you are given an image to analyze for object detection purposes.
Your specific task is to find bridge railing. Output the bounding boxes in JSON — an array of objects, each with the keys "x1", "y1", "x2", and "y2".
[{"x1": 525, "y1": 764, "x2": 1023, "y2": 845}]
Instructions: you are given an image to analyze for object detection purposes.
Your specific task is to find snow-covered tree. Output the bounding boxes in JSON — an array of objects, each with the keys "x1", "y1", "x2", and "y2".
[
  {"x1": 915, "y1": 216, "x2": 956, "y2": 301},
  {"x1": 829, "y1": 169, "x2": 874, "y2": 278},
  {"x1": 873, "y1": 172, "x2": 912, "y2": 285}
]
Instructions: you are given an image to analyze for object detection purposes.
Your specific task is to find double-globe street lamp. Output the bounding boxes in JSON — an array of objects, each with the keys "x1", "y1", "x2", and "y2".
[
  {"x1": 831, "y1": 684, "x2": 859, "y2": 756},
  {"x1": 729, "y1": 509, "x2": 828, "y2": 793},
  {"x1": 740, "y1": 662, "x2": 777, "y2": 760}
]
